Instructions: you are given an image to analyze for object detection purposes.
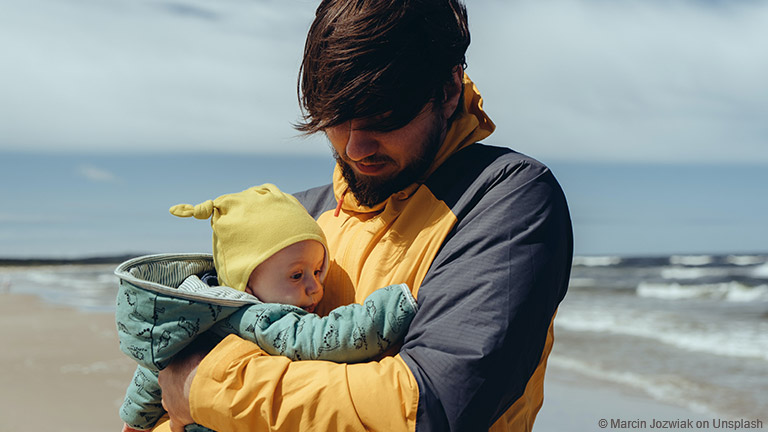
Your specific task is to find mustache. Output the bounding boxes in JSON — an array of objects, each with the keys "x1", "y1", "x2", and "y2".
[
  {"x1": 356, "y1": 155, "x2": 394, "y2": 164},
  {"x1": 333, "y1": 150, "x2": 395, "y2": 166}
]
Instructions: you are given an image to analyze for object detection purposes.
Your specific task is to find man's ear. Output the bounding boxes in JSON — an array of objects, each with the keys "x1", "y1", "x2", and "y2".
[{"x1": 441, "y1": 66, "x2": 464, "y2": 120}]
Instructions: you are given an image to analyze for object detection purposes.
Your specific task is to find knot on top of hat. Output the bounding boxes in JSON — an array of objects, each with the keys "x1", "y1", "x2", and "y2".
[{"x1": 169, "y1": 200, "x2": 215, "y2": 220}]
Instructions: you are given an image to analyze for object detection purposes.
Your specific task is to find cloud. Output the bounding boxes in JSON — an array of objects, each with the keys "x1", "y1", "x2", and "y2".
[
  {"x1": 156, "y1": 2, "x2": 221, "y2": 21},
  {"x1": 0, "y1": 0, "x2": 320, "y2": 154},
  {"x1": 1, "y1": 0, "x2": 766, "y2": 164},
  {"x1": 467, "y1": 0, "x2": 768, "y2": 163},
  {"x1": 77, "y1": 165, "x2": 117, "y2": 182}
]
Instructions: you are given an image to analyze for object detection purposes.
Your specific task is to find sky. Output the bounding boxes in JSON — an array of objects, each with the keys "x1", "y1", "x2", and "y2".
[
  {"x1": 1, "y1": 0, "x2": 767, "y2": 258},
  {"x1": 3, "y1": 0, "x2": 767, "y2": 162}
]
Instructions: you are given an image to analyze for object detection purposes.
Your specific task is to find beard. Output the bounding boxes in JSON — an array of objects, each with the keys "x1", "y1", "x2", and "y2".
[{"x1": 333, "y1": 116, "x2": 444, "y2": 208}]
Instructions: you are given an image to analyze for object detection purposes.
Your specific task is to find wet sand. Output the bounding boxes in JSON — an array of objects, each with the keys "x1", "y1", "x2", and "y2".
[
  {"x1": 0, "y1": 292, "x2": 719, "y2": 432},
  {"x1": 535, "y1": 365, "x2": 711, "y2": 432},
  {"x1": 0, "y1": 293, "x2": 135, "y2": 432}
]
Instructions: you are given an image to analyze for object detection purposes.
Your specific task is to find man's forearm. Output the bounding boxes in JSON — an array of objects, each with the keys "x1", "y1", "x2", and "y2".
[
  {"x1": 157, "y1": 346, "x2": 207, "y2": 432},
  {"x1": 189, "y1": 335, "x2": 419, "y2": 431}
]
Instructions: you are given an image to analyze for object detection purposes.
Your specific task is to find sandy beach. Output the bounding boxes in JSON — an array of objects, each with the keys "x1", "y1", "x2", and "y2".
[
  {"x1": 535, "y1": 365, "x2": 711, "y2": 432},
  {"x1": 0, "y1": 292, "x2": 135, "y2": 432},
  {"x1": 0, "y1": 291, "x2": 725, "y2": 432}
]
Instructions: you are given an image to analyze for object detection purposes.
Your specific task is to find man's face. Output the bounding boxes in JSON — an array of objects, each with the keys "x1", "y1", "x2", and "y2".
[{"x1": 325, "y1": 104, "x2": 446, "y2": 207}]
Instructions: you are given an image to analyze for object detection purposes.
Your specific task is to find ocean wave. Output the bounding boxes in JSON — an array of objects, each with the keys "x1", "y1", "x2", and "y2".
[
  {"x1": 24, "y1": 271, "x2": 114, "y2": 293},
  {"x1": 555, "y1": 309, "x2": 768, "y2": 362},
  {"x1": 97, "y1": 273, "x2": 118, "y2": 284},
  {"x1": 637, "y1": 281, "x2": 768, "y2": 302},
  {"x1": 7, "y1": 266, "x2": 118, "y2": 312},
  {"x1": 669, "y1": 255, "x2": 714, "y2": 266},
  {"x1": 727, "y1": 255, "x2": 767, "y2": 266},
  {"x1": 659, "y1": 267, "x2": 731, "y2": 280},
  {"x1": 547, "y1": 356, "x2": 714, "y2": 416},
  {"x1": 573, "y1": 256, "x2": 622, "y2": 267},
  {"x1": 752, "y1": 263, "x2": 768, "y2": 278},
  {"x1": 567, "y1": 278, "x2": 598, "y2": 288}
]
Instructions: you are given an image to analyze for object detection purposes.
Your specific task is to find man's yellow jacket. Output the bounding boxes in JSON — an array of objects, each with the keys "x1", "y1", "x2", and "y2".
[{"x1": 153, "y1": 76, "x2": 573, "y2": 431}]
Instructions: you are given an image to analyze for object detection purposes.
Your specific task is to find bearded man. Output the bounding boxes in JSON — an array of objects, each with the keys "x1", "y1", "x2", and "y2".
[{"x1": 157, "y1": 1, "x2": 573, "y2": 431}]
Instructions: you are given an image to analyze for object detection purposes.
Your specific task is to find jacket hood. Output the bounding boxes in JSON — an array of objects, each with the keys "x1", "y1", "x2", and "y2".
[{"x1": 332, "y1": 74, "x2": 495, "y2": 214}]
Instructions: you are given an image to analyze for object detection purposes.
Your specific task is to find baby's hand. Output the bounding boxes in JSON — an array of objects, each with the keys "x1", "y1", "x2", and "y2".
[{"x1": 122, "y1": 424, "x2": 148, "y2": 432}]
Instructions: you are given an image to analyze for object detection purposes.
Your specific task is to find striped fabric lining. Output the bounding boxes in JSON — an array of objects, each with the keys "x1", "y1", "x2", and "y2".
[
  {"x1": 178, "y1": 275, "x2": 263, "y2": 303},
  {"x1": 115, "y1": 253, "x2": 262, "y2": 306}
]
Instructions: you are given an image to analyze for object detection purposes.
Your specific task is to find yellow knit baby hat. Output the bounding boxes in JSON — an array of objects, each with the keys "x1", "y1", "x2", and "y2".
[{"x1": 169, "y1": 183, "x2": 329, "y2": 292}]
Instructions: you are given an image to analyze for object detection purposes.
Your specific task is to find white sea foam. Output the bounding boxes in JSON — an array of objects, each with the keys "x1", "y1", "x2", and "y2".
[
  {"x1": 567, "y1": 278, "x2": 597, "y2": 288},
  {"x1": 724, "y1": 284, "x2": 768, "y2": 302},
  {"x1": 726, "y1": 255, "x2": 766, "y2": 266},
  {"x1": 7, "y1": 266, "x2": 118, "y2": 311},
  {"x1": 0, "y1": 276, "x2": 10, "y2": 293},
  {"x1": 547, "y1": 356, "x2": 714, "y2": 416},
  {"x1": 669, "y1": 255, "x2": 713, "y2": 266},
  {"x1": 660, "y1": 266, "x2": 728, "y2": 280},
  {"x1": 752, "y1": 263, "x2": 768, "y2": 278},
  {"x1": 23, "y1": 268, "x2": 113, "y2": 289},
  {"x1": 637, "y1": 281, "x2": 768, "y2": 302},
  {"x1": 573, "y1": 256, "x2": 622, "y2": 267},
  {"x1": 637, "y1": 282, "x2": 714, "y2": 300},
  {"x1": 556, "y1": 308, "x2": 768, "y2": 361},
  {"x1": 97, "y1": 273, "x2": 119, "y2": 284},
  {"x1": 23, "y1": 269, "x2": 63, "y2": 285}
]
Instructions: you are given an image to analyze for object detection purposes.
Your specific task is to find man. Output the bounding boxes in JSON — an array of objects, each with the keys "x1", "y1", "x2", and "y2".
[{"x1": 157, "y1": 0, "x2": 572, "y2": 431}]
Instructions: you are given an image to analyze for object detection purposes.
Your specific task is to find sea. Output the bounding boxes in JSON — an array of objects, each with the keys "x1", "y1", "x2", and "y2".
[
  {"x1": 1, "y1": 253, "x2": 766, "y2": 420},
  {"x1": 550, "y1": 253, "x2": 768, "y2": 420}
]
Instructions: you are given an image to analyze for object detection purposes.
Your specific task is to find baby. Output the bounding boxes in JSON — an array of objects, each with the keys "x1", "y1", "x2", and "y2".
[{"x1": 116, "y1": 184, "x2": 417, "y2": 432}]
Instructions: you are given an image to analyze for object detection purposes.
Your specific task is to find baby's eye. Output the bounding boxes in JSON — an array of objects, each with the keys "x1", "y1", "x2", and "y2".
[
  {"x1": 291, "y1": 272, "x2": 303, "y2": 280},
  {"x1": 314, "y1": 270, "x2": 322, "y2": 277}
]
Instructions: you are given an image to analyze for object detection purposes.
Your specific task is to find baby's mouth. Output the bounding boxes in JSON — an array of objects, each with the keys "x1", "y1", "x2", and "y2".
[{"x1": 302, "y1": 303, "x2": 316, "y2": 313}]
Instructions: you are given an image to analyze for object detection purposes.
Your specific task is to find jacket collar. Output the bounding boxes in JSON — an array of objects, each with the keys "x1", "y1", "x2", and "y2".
[{"x1": 332, "y1": 74, "x2": 495, "y2": 215}]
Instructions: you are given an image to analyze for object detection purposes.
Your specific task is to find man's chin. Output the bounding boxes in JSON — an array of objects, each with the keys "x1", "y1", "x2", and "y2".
[
  {"x1": 347, "y1": 177, "x2": 399, "y2": 207},
  {"x1": 336, "y1": 166, "x2": 391, "y2": 207}
]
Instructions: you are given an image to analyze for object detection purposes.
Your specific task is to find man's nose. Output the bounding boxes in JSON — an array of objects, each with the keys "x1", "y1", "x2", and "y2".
[{"x1": 345, "y1": 128, "x2": 379, "y2": 161}]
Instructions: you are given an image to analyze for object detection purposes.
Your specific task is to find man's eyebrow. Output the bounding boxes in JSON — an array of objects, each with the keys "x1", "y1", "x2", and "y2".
[
  {"x1": 354, "y1": 116, "x2": 408, "y2": 132},
  {"x1": 351, "y1": 113, "x2": 392, "y2": 131},
  {"x1": 354, "y1": 103, "x2": 433, "y2": 131}
]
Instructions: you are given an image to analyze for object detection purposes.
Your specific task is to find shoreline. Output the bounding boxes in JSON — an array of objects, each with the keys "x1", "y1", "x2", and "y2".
[
  {"x1": 0, "y1": 254, "x2": 143, "y2": 267},
  {"x1": 1, "y1": 291, "x2": 757, "y2": 431},
  {"x1": 536, "y1": 364, "x2": 712, "y2": 432},
  {"x1": 0, "y1": 292, "x2": 135, "y2": 431}
]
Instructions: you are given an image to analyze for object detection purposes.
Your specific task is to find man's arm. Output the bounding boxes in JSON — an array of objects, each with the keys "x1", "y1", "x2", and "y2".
[
  {"x1": 160, "y1": 148, "x2": 572, "y2": 431},
  {"x1": 401, "y1": 148, "x2": 573, "y2": 429}
]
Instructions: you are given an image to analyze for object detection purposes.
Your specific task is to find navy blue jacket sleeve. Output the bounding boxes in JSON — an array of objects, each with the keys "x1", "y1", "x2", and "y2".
[
  {"x1": 293, "y1": 184, "x2": 335, "y2": 217},
  {"x1": 399, "y1": 145, "x2": 573, "y2": 431}
]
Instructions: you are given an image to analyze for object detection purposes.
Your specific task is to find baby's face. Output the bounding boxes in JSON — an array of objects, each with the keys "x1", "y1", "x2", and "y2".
[{"x1": 246, "y1": 240, "x2": 325, "y2": 313}]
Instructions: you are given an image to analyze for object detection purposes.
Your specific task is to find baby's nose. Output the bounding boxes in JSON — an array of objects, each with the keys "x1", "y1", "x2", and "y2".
[{"x1": 305, "y1": 278, "x2": 322, "y2": 296}]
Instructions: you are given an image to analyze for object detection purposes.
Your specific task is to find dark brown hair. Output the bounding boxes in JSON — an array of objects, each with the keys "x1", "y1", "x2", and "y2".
[{"x1": 295, "y1": 0, "x2": 469, "y2": 134}]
